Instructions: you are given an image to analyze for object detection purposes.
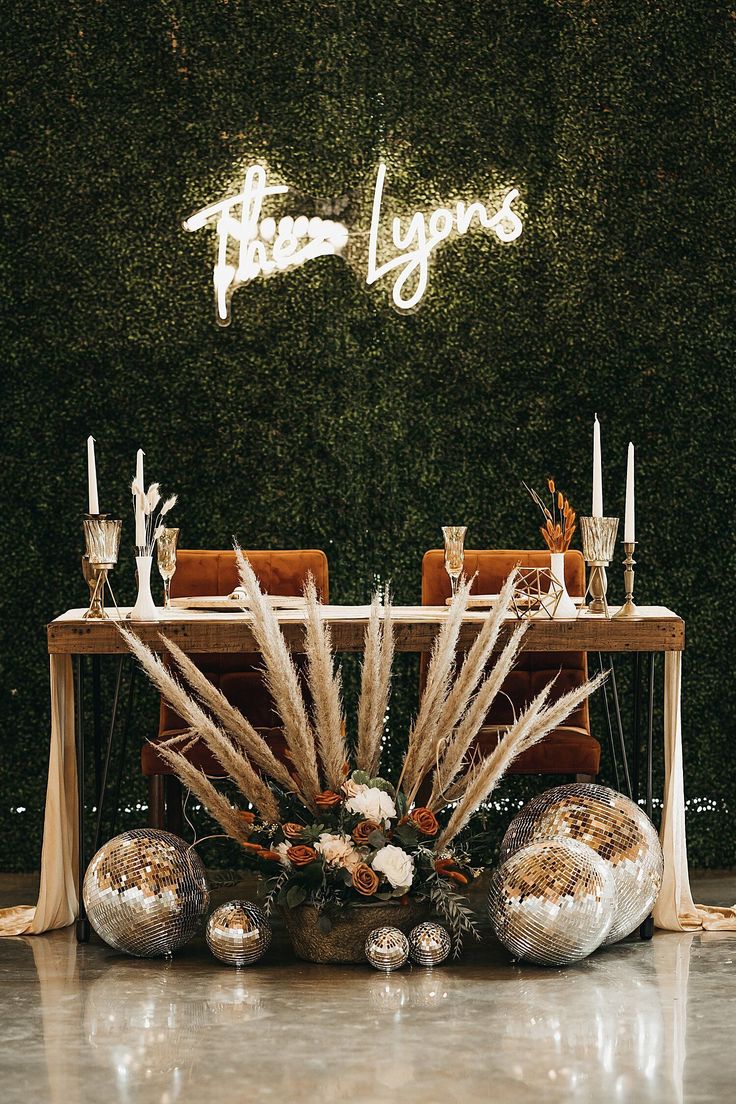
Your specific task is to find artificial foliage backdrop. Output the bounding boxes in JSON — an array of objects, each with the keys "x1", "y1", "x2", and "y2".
[{"x1": 1, "y1": 1, "x2": 735, "y2": 870}]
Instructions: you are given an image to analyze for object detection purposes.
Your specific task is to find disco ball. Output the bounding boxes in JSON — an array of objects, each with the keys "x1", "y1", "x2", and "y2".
[
  {"x1": 206, "y1": 901, "x2": 272, "y2": 966},
  {"x1": 82, "y1": 829, "x2": 209, "y2": 957},
  {"x1": 500, "y1": 783, "x2": 663, "y2": 943},
  {"x1": 408, "y1": 922, "x2": 452, "y2": 966},
  {"x1": 488, "y1": 838, "x2": 616, "y2": 966},
  {"x1": 365, "y1": 926, "x2": 409, "y2": 971}
]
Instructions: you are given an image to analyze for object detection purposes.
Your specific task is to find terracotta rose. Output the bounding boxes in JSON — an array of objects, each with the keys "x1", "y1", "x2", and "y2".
[
  {"x1": 315, "y1": 790, "x2": 342, "y2": 809},
  {"x1": 352, "y1": 819, "x2": 380, "y2": 845},
  {"x1": 282, "y1": 822, "x2": 305, "y2": 840},
  {"x1": 287, "y1": 845, "x2": 319, "y2": 867},
  {"x1": 352, "y1": 863, "x2": 380, "y2": 896},
  {"x1": 410, "y1": 807, "x2": 439, "y2": 836}
]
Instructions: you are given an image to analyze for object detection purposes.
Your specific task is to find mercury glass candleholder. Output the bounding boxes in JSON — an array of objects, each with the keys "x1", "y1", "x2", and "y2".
[
  {"x1": 157, "y1": 527, "x2": 179, "y2": 609},
  {"x1": 579, "y1": 516, "x2": 619, "y2": 618},
  {"x1": 82, "y1": 517, "x2": 122, "y2": 620},
  {"x1": 442, "y1": 525, "x2": 467, "y2": 598},
  {"x1": 612, "y1": 542, "x2": 638, "y2": 619}
]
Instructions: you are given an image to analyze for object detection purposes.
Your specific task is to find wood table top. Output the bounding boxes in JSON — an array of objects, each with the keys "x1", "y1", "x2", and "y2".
[{"x1": 47, "y1": 604, "x2": 685, "y2": 655}]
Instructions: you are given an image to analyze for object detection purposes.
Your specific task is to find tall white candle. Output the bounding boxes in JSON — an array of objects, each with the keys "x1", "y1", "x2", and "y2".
[
  {"x1": 86, "y1": 436, "x2": 99, "y2": 515},
  {"x1": 624, "y1": 442, "x2": 635, "y2": 542},
  {"x1": 134, "y1": 449, "x2": 146, "y2": 547},
  {"x1": 592, "y1": 414, "x2": 603, "y2": 517}
]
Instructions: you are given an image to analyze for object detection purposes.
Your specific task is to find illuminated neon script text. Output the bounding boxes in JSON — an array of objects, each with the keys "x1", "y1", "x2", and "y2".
[{"x1": 184, "y1": 162, "x2": 523, "y2": 324}]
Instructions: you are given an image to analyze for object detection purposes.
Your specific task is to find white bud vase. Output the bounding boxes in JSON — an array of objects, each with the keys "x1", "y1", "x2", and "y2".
[
  {"x1": 545, "y1": 552, "x2": 577, "y2": 619},
  {"x1": 129, "y1": 554, "x2": 158, "y2": 621}
]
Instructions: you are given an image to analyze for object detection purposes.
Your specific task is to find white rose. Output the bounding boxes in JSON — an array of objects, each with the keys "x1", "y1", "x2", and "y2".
[
  {"x1": 315, "y1": 832, "x2": 361, "y2": 872},
  {"x1": 346, "y1": 786, "x2": 397, "y2": 824},
  {"x1": 275, "y1": 841, "x2": 292, "y2": 868},
  {"x1": 372, "y1": 845, "x2": 415, "y2": 889}
]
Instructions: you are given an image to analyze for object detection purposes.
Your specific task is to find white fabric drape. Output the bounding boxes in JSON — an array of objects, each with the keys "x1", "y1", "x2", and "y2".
[
  {"x1": 652, "y1": 652, "x2": 736, "y2": 930},
  {"x1": 2, "y1": 648, "x2": 734, "y2": 936},
  {"x1": 0, "y1": 656, "x2": 78, "y2": 935}
]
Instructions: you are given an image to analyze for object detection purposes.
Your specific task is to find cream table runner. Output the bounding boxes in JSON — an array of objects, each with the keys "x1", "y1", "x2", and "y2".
[{"x1": 2, "y1": 612, "x2": 734, "y2": 936}]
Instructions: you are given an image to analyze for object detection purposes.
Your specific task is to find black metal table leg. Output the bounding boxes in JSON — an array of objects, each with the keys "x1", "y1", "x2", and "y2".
[
  {"x1": 91, "y1": 656, "x2": 124, "y2": 856},
  {"x1": 92, "y1": 655, "x2": 102, "y2": 802},
  {"x1": 640, "y1": 653, "x2": 656, "y2": 941},
  {"x1": 607, "y1": 657, "x2": 632, "y2": 799},
  {"x1": 75, "y1": 655, "x2": 90, "y2": 943},
  {"x1": 109, "y1": 663, "x2": 137, "y2": 839},
  {"x1": 598, "y1": 652, "x2": 621, "y2": 792},
  {"x1": 631, "y1": 652, "x2": 641, "y2": 802}
]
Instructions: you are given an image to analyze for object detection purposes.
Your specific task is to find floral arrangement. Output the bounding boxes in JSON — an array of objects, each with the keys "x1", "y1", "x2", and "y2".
[
  {"x1": 121, "y1": 548, "x2": 602, "y2": 952},
  {"x1": 524, "y1": 478, "x2": 576, "y2": 553}
]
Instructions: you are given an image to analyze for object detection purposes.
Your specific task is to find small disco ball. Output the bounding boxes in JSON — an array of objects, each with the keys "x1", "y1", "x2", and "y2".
[
  {"x1": 408, "y1": 922, "x2": 452, "y2": 966},
  {"x1": 365, "y1": 926, "x2": 409, "y2": 971},
  {"x1": 488, "y1": 838, "x2": 616, "y2": 966},
  {"x1": 206, "y1": 901, "x2": 272, "y2": 966},
  {"x1": 82, "y1": 829, "x2": 209, "y2": 958},
  {"x1": 500, "y1": 783, "x2": 663, "y2": 943}
]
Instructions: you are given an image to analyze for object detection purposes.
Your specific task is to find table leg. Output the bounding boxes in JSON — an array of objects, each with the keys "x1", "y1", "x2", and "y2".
[
  {"x1": 92, "y1": 655, "x2": 102, "y2": 803},
  {"x1": 639, "y1": 652, "x2": 656, "y2": 941},
  {"x1": 631, "y1": 652, "x2": 641, "y2": 801},
  {"x1": 598, "y1": 652, "x2": 621, "y2": 792},
  {"x1": 91, "y1": 656, "x2": 124, "y2": 856},
  {"x1": 607, "y1": 657, "x2": 632, "y2": 799},
  {"x1": 75, "y1": 655, "x2": 90, "y2": 944}
]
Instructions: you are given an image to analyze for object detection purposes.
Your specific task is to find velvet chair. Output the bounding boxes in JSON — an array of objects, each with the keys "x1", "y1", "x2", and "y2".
[
  {"x1": 421, "y1": 549, "x2": 599, "y2": 780},
  {"x1": 141, "y1": 549, "x2": 329, "y2": 829}
]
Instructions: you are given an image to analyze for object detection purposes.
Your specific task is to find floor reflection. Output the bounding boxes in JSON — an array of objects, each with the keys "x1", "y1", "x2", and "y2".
[{"x1": 9, "y1": 925, "x2": 736, "y2": 1103}]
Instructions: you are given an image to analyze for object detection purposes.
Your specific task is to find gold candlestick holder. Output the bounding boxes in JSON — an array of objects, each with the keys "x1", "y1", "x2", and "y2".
[
  {"x1": 580, "y1": 516, "x2": 619, "y2": 618},
  {"x1": 612, "y1": 542, "x2": 638, "y2": 619},
  {"x1": 82, "y1": 516, "x2": 122, "y2": 619}
]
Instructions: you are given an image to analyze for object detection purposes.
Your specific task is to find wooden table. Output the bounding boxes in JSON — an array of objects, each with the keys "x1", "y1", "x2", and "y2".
[{"x1": 47, "y1": 604, "x2": 684, "y2": 941}]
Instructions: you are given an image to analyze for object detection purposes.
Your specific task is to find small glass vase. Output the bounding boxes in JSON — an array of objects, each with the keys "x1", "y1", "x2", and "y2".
[
  {"x1": 544, "y1": 552, "x2": 577, "y2": 619},
  {"x1": 129, "y1": 554, "x2": 159, "y2": 622}
]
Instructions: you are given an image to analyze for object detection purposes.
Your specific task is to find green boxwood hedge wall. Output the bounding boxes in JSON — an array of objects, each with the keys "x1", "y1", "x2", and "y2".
[{"x1": 1, "y1": 1, "x2": 734, "y2": 870}]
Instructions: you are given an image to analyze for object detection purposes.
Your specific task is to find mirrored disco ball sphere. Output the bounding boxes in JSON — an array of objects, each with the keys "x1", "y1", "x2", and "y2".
[
  {"x1": 408, "y1": 922, "x2": 452, "y2": 966},
  {"x1": 488, "y1": 838, "x2": 616, "y2": 966},
  {"x1": 500, "y1": 783, "x2": 663, "y2": 943},
  {"x1": 83, "y1": 829, "x2": 209, "y2": 957},
  {"x1": 365, "y1": 926, "x2": 409, "y2": 971},
  {"x1": 206, "y1": 900, "x2": 272, "y2": 966}
]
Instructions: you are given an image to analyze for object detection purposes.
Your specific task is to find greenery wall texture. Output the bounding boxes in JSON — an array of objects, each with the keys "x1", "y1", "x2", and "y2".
[{"x1": 1, "y1": 1, "x2": 735, "y2": 870}]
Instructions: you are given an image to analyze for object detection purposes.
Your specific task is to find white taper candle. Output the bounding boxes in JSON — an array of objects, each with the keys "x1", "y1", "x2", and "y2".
[
  {"x1": 624, "y1": 442, "x2": 635, "y2": 542},
  {"x1": 86, "y1": 436, "x2": 99, "y2": 515},
  {"x1": 134, "y1": 448, "x2": 146, "y2": 546},
  {"x1": 592, "y1": 414, "x2": 603, "y2": 517}
]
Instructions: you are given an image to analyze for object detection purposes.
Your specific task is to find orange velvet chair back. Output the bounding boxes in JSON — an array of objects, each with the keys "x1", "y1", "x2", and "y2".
[
  {"x1": 420, "y1": 549, "x2": 599, "y2": 776},
  {"x1": 142, "y1": 549, "x2": 328, "y2": 777}
]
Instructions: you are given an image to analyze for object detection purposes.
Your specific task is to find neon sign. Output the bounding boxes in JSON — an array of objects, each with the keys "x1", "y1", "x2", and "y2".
[{"x1": 184, "y1": 162, "x2": 522, "y2": 324}]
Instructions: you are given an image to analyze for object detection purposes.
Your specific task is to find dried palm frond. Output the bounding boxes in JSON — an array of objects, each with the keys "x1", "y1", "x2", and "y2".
[
  {"x1": 163, "y1": 637, "x2": 298, "y2": 797},
  {"x1": 434, "y1": 670, "x2": 607, "y2": 849},
  {"x1": 399, "y1": 575, "x2": 473, "y2": 793},
  {"x1": 303, "y1": 573, "x2": 347, "y2": 790},
  {"x1": 234, "y1": 545, "x2": 321, "y2": 808},
  {"x1": 356, "y1": 587, "x2": 394, "y2": 778},
  {"x1": 428, "y1": 621, "x2": 527, "y2": 810},
  {"x1": 409, "y1": 572, "x2": 522, "y2": 803},
  {"x1": 153, "y1": 740, "x2": 251, "y2": 845},
  {"x1": 119, "y1": 625, "x2": 280, "y2": 822}
]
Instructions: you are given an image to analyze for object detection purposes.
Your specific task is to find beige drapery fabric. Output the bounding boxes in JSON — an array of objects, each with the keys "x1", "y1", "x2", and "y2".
[
  {"x1": 652, "y1": 652, "x2": 736, "y2": 931},
  {"x1": 2, "y1": 649, "x2": 734, "y2": 936},
  {"x1": 0, "y1": 656, "x2": 78, "y2": 935}
]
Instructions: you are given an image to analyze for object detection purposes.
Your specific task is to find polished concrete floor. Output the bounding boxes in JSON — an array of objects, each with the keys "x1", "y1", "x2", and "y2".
[{"x1": 0, "y1": 871, "x2": 735, "y2": 1104}]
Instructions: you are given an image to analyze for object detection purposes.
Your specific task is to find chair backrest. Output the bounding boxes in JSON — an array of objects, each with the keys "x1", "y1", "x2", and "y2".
[
  {"x1": 159, "y1": 549, "x2": 328, "y2": 735},
  {"x1": 420, "y1": 548, "x2": 589, "y2": 734}
]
